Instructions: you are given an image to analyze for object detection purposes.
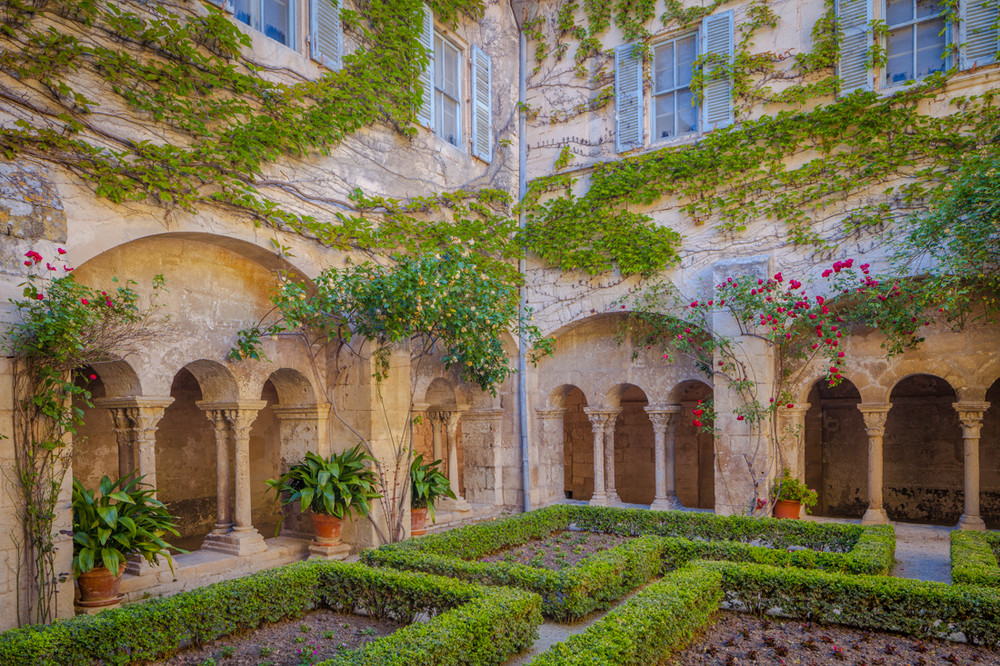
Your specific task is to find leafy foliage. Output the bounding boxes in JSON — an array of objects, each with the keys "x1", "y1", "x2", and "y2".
[
  {"x1": 71, "y1": 474, "x2": 182, "y2": 576},
  {"x1": 772, "y1": 467, "x2": 818, "y2": 508},
  {"x1": 409, "y1": 454, "x2": 455, "y2": 522},
  {"x1": 951, "y1": 531, "x2": 1000, "y2": 587},
  {"x1": 265, "y1": 446, "x2": 382, "y2": 522}
]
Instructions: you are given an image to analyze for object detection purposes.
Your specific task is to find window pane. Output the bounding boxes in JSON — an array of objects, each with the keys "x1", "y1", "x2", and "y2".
[
  {"x1": 233, "y1": 0, "x2": 254, "y2": 26},
  {"x1": 886, "y1": 0, "x2": 913, "y2": 26},
  {"x1": 435, "y1": 36, "x2": 444, "y2": 89},
  {"x1": 434, "y1": 90, "x2": 444, "y2": 136},
  {"x1": 915, "y1": 18, "x2": 947, "y2": 77},
  {"x1": 677, "y1": 35, "x2": 697, "y2": 87},
  {"x1": 654, "y1": 43, "x2": 675, "y2": 92},
  {"x1": 677, "y1": 88, "x2": 697, "y2": 135},
  {"x1": 262, "y1": 0, "x2": 290, "y2": 45},
  {"x1": 915, "y1": 0, "x2": 943, "y2": 19},
  {"x1": 886, "y1": 26, "x2": 914, "y2": 82},
  {"x1": 444, "y1": 42, "x2": 459, "y2": 96},
  {"x1": 442, "y1": 97, "x2": 459, "y2": 146},
  {"x1": 654, "y1": 92, "x2": 676, "y2": 139}
]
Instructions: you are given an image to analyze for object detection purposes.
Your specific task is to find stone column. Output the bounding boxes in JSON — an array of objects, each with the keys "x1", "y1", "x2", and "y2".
[
  {"x1": 536, "y1": 408, "x2": 568, "y2": 505},
  {"x1": 646, "y1": 405, "x2": 682, "y2": 511},
  {"x1": 197, "y1": 405, "x2": 233, "y2": 536},
  {"x1": 92, "y1": 398, "x2": 140, "y2": 480},
  {"x1": 859, "y1": 403, "x2": 891, "y2": 525},
  {"x1": 439, "y1": 409, "x2": 471, "y2": 512},
  {"x1": 429, "y1": 411, "x2": 446, "y2": 463},
  {"x1": 584, "y1": 408, "x2": 612, "y2": 506},
  {"x1": 603, "y1": 409, "x2": 622, "y2": 504},
  {"x1": 955, "y1": 401, "x2": 990, "y2": 531},
  {"x1": 225, "y1": 402, "x2": 269, "y2": 554},
  {"x1": 131, "y1": 398, "x2": 173, "y2": 496}
]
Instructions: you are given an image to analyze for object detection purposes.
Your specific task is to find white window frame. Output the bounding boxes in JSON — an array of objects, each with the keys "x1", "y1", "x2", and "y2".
[
  {"x1": 231, "y1": 0, "x2": 297, "y2": 49},
  {"x1": 433, "y1": 31, "x2": 463, "y2": 149},
  {"x1": 882, "y1": 0, "x2": 951, "y2": 87},
  {"x1": 650, "y1": 32, "x2": 700, "y2": 144}
]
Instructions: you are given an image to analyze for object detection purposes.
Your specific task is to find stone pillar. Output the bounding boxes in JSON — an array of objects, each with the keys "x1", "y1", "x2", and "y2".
[
  {"x1": 131, "y1": 398, "x2": 173, "y2": 496},
  {"x1": 859, "y1": 403, "x2": 891, "y2": 525},
  {"x1": 777, "y1": 403, "x2": 811, "y2": 480},
  {"x1": 461, "y1": 408, "x2": 505, "y2": 506},
  {"x1": 198, "y1": 406, "x2": 233, "y2": 536},
  {"x1": 584, "y1": 408, "x2": 613, "y2": 506},
  {"x1": 430, "y1": 411, "x2": 446, "y2": 463},
  {"x1": 646, "y1": 405, "x2": 682, "y2": 511},
  {"x1": 107, "y1": 407, "x2": 137, "y2": 479},
  {"x1": 955, "y1": 401, "x2": 990, "y2": 531},
  {"x1": 439, "y1": 409, "x2": 471, "y2": 512},
  {"x1": 603, "y1": 409, "x2": 622, "y2": 504},
  {"x1": 536, "y1": 408, "x2": 568, "y2": 505}
]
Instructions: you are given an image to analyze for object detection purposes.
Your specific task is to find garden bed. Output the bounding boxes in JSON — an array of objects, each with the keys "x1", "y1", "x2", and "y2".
[
  {"x1": 478, "y1": 531, "x2": 631, "y2": 570},
  {"x1": 160, "y1": 610, "x2": 405, "y2": 665},
  {"x1": 674, "y1": 611, "x2": 1000, "y2": 664}
]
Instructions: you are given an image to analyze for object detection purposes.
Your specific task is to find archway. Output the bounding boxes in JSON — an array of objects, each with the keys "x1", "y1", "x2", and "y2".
[
  {"x1": 561, "y1": 387, "x2": 592, "y2": 500},
  {"x1": 983, "y1": 378, "x2": 1000, "y2": 528},
  {"x1": 803, "y1": 378, "x2": 867, "y2": 518},
  {"x1": 885, "y1": 374, "x2": 963, "y2": 524},
  {"x1": 608, "y1": 384, "x2": 654, "y2": 505},
  {"x1": 672, "y1": 380, "x2": 715, "y2": 509},
  {"x1": 415, "y1": 378, "x2": 464, "y2": 497},
  {"x1": 248, "y1": 379, "x2": 282, "y2": 538}
]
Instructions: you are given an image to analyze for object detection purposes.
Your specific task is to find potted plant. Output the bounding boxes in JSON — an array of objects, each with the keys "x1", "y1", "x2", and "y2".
[
  {"x1": 410, "y1": 453, "x2": 456, "y2": 536},
  {"x1": 771, "y1": 467, "x2": 818, "y2": 519},
  {"x1": 72, "y1": 474, "x2": 183, "y2": 607},
  {"x1": 265, "y1": 443, "x2": 382, "y2": 542}
]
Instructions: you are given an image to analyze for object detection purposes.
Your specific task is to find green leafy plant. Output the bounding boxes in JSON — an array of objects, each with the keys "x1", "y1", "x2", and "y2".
[
  {"x1": 409, "y1": 454, "x2": 455, "y2": 523},
  {"x1": 772, "y1": 468, "x2": 818, "y2": 509},
  {"x1": 265, "y1": 445, "x2": 382, "y2": 527},
  {"x1": 71, "y1": 474, "x2": 183, "y2": 576}
]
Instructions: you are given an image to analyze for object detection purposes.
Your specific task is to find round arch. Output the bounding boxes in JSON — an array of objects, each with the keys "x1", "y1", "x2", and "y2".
[{"x1": 802, "y1": 377, "x2": 867, "y2": 518}]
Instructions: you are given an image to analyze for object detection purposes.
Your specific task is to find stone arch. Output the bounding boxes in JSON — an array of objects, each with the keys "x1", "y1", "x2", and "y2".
[
  {"x1": 670, "y1": 379, "x2": 715, "y2": 509},
  {"x1": 605, "y1": 383, "x2": 654, "y2": 505},
  {"x1": 983, "y1": 377, "x2": 1000, "y2": 528},
  {"x1": 264, "y1": 367, "x2": 319, "y2": 406},
  {"x1": 884, "y1": 374, "x2": 962, "y2": 525},
  {"x1": 803, "y1": 377, "x2": 867, "y2": 518},
  {"x1": 557, "y1": 385, "x2": 593, "y2": 501},
  {"x1": 88, "y1": 360, "x2": 142, "y2": 398}
]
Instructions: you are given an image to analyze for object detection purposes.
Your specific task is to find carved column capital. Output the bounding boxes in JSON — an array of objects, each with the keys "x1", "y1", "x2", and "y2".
[
  {"x1": 583, "y1": 407, "x2": 619, "y2": 433},
  {"x1": 858, "y1": 403, "x2": 892, "y2": 437},
  {"x1": 953, "y1": 401, "x2": 990, "y2": 439},
  {"x1": 644, "y1": 404, "x2": 682, "y2": 430},
  {"x1": 535, "y1": 408, "x2": 567, "y2": 420}
]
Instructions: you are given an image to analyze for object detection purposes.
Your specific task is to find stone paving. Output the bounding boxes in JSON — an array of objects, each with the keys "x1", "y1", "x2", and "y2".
[{"x1": 889, "y1": 521, "x2": 953, "y2": 583}]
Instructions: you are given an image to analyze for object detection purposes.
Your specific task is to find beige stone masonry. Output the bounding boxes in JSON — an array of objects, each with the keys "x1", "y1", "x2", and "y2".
[
  {"x1": 859, "y1": 404, "x2": 892, "y2": 525},
  {"x1": 955, "y1": 401, "x2": 990, "y2": 531},
  {"x1": 646, "y1": 405, "x2": 683, "y2": 511}
]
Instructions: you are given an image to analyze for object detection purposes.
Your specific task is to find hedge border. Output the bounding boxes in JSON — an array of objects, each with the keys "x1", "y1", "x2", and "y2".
[
  {"x1": 0, "y1": 561, "x2": 542, "y2": 666},
  {"x1": 951, "y1": 530, "x2": 1000, "y2": 587},
  {"x1": 700, "y1": 559, "x2": 1000, "y2": 646},
  {"x1": 364, "y1": 504, "x2": 894, "y2": 619},
  {"x1": 529, "y1": 567, "x2": 723, "y2": 666}
]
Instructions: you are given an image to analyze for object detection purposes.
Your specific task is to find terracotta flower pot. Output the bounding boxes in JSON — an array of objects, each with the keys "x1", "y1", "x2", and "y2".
[
  {"x1": 411, "y1": 507, "x2": 428, "y2": 537},
  {"x1": 77, "y1": 564, "x2": 125, "y2": 607},
  {"x1": 310, "y1": 513, "x2": 343, "y2": 543},
  {"x1": 773, "y1": 499, "x2": 802, "y2": 519}
]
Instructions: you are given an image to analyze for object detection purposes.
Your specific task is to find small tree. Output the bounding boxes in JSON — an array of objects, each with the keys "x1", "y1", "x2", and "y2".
[{"x1": 234, "y1": 250, "x2": 549, "y2": 543}]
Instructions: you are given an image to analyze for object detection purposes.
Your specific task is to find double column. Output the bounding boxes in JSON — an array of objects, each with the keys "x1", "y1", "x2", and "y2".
[
  {"x1": 955, "y1": 401, "x2": 990, "y2": 531},
  {"x1": 429, "y1": 409, "x2": 471, "y2": 512},
  {"x1": 646, "y1": 405, "x2": 682, "y2": 511},
  {"x1": 94, "y1": 397, "x2": 174, "y2": 494},
  {"x1": 859, "y1": 403, "x2": 891, "y2": 525},
  {"x1": 198, "y1": 400, "x2": 269, "y2": 556},
  {"x1": 583, "y1": 408, "x2": 621, "y2": 506}
]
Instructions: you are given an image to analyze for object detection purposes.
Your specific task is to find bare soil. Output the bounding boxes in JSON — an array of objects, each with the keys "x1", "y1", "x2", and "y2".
[
  {"x1": 674, "y1": 611, "x2": 1000, "y2": 665},
  {"x1": 158, "y1": 609, "x2": 405, "y2": 665},
  {"x1": 479, "y1": 530, "x2": 631, "y2": 570}
]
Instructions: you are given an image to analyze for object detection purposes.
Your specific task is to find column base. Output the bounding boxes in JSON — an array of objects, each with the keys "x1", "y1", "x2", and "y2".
[
  {"x1": 957, "y1": 513, "x2": 987, "y2": 531},
  {"x1": 438, "y1": 495, "x2": 472, "y2": 513},
  {"x1": 649, "y1": 494, "x2": 683, "y2": 512},
  {"x1": 861, "y1": 507, "x2": 890, "y2": 525},
  {"x1": 589, "y1": 494, "x2": 610, "y2": 507},
  {"x1": 607, "y1": 490, "x2": 622, "y2": 504},
  {"x1": 308, "y1": 539, "x2": 352, "y2": 560},
  {"x1": 201, "y1": 527, "x2": 269, "y2": 556}
]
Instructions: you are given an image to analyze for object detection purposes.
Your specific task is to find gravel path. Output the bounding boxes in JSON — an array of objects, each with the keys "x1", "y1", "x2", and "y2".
[{"x1": 890, "y1": 522, "x2": 953, "y2": 583}]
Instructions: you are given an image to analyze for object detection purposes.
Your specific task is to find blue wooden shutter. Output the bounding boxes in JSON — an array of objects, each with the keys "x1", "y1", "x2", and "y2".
[
  {"x1": 615, "y1": 43, "x2": 643, "y2": 153},
  {"x1": 962, "y1": 0, "x2": 999, "y2": 68},
  {"x1": 416, "y1": 5, "x2": 435, "y2": 129},
  {"x1": 836, "y1": 0, "x2": 873, "y2": 94},
  {"x1": 471, "y1": 45, "x2": 493, "y2": 162},
  {"x1": 310, "y1": 0, "x2": 342, "y2": 70},
  {"x1": 702, "y1": 11, "x2": 734, "y2": 130}
]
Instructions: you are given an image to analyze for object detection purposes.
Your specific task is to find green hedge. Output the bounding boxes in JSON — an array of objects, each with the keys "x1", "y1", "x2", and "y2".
[
  {"x1": 365, "y1": 534, "x2": 663, "y2": 620},
  {"x1": 0, "y1": 561, "x2": 542, "y2": 665},
  {"x1": 700, "y1": 560, "x2": 1000, "y2": 646},
  {"x1": 951, "y1": 531, "x2": 1000, "y2": 587},
  {"x1": 530, "y1": 567, "x2": 722, "y2": 666}
]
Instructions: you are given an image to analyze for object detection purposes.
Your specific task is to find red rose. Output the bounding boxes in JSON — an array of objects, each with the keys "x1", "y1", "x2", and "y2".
[
  {"x1": 692, "y1": 419, "x2": 702, "y2": 428},
  {"x1": 80, "y1": 298, "x2": 89, "y2": 305}
]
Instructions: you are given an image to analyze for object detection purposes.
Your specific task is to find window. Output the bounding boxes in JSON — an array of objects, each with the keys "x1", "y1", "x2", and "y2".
[
  {"x1": 434, "y1": 34, "x2": 462, "y2": 147},
  {"x1": 652, "y1": 34, "x2": 699, "y2": 141},
  {"x1": 884, "y1": 0, "x2": 949, "y2": 85},
  {"x1": 232, "y1": 0, "x2": 295, "y2": 47}
]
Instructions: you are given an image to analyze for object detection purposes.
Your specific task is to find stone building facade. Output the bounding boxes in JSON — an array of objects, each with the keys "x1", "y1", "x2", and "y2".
[{"x1": 0, "y1": 0, "x2": 998, "y2": 630}]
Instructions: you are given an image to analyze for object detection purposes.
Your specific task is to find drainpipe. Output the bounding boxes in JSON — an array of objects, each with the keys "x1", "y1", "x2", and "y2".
[{"x1": 515, "y1": 3, "x2": 531, "y2": 513}]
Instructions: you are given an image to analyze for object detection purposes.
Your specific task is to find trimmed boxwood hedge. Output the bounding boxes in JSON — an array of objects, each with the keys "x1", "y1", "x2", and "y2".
[
  {"x1": 364, "y1": 504, "x2": 895, "y2": 619},
  {"x1": 700, "y1": 559, "x2": 1000, "y2": 646},
  {"x1": 0, "y1": 561, "x2": 542, "y2": 666},
  {"x1": 529, "y1": 567, "x2": 723, "y2": 666},
  {"x1": 951, "y1": 531, "x2": 1000, "y2": 587}
]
